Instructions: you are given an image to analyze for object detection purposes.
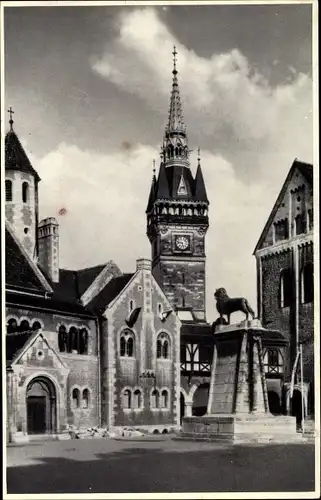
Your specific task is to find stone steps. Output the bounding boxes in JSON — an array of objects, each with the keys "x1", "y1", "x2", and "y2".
[{"x1": 174, "y1": 431, "x2": 309, "y2": 445}]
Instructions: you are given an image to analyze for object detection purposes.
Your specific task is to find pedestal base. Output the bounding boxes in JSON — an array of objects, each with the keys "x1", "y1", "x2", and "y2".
[{"x1": 178, "y1": 414, "x2": 304, "y2": 444}]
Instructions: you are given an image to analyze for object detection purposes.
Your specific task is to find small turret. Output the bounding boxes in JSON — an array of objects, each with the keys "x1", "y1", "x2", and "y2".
[
  {"x1": 5, "y1": 108, "x2": 40, "y2": 259},
  {"x1": 37, "y1": 217, "x2": 59, "y2": 283}
]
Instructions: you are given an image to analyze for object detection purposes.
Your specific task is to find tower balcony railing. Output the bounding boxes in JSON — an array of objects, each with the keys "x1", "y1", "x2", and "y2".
[{"x1": 147, "y1": 214, "x2": 209, "y2": 226}]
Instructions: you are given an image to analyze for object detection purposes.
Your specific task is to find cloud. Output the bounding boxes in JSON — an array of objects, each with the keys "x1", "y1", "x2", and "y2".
[
  {"x1": 91, "y1": 7, "x2": 312, "y2": 181},
  {"x1": 32, "y1": 141, "x2": 275, "y2": 322}
]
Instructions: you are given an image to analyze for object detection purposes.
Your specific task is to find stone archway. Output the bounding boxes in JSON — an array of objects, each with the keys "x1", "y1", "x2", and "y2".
[
  {"x1": 26, "y1": 377, "x2": 56, "y2": 435},
  {"x1": 192, "y1": 383, "x2": 210, "y2": 416}
]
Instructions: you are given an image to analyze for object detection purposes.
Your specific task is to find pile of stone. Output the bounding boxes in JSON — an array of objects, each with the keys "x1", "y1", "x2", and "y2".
[
  {"x1": 67, "y1": 425, "x2": 108, "y2": 439},
  {"x1": 107, "y1": 427, "x2": 145, "y2": 439}
]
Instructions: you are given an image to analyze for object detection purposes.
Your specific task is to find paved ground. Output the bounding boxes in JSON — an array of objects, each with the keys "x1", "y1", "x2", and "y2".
[{"x1": 6, "y1": 437, "x2": 316, "y2": 494}]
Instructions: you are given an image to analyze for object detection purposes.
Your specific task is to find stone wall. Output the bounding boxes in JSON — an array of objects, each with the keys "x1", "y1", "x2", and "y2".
[
  {"x1": 6, "y1": 305, "x2": 99, "y2": 431},
  {"x1": 5, "y1": 170, "x2": 38, "y2": 257},
  {"x1": 103, "y1": 264, "x2": 181, "y2": 430}
]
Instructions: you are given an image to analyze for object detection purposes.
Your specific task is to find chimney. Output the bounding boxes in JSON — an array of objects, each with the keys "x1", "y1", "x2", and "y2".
[
  {"x1": 136, "y1": 258, "x2": 152, "y2": 271},
  {"x1": 37, "y1": 217, "x2": 59, "y2": 282}
]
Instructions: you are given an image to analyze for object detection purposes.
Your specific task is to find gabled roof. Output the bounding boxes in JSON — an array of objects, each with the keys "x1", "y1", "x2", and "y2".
[
  {"x1": 74, "y1": 264, "x2": 106, "y2": 296},
  {"x1": 6, "y1": 331, "x2": 34, "y2": 364},
  {"x1": 6, "y1": 329, "x2": 69, "y2": 368},
  {"x1": 156, "y1": 162, "x2": 170, "y2": 199},
  {"x1": 254, "y1": 159, "x2": 313, "y2": 254},
  {"x1": 165, "y1": 165, "x2": 194, "y2": 198},
  {"x1": 150, "y1": 163, "x2": 209, "y2": 206},
  {"x1": 146, "y1": 175, "x2": 157, "y2": 212},
  {"x1": 5, "y1": 130, "x2": 40, "y2": 181},
  {"x1": 88, "y1": 273, "x2": 134, "y2": 313},
  {"x1": 5, "y1": 223, "x2": 52, "y2": 295}
]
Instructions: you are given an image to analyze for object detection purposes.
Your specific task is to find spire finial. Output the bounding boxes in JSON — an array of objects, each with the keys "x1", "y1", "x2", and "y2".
[
  {"x1": 153, "y1": 159, "x2": 156, "y2": 176},
  {"x1": 7, "y1": 106, "x2": 14, "y2": 131},
  {"x1": 197, "y1": 147, "x2": 201, "y2": 166},
  {"x1": 173, "y1": 45, "x2": 177, "y2": 74}
]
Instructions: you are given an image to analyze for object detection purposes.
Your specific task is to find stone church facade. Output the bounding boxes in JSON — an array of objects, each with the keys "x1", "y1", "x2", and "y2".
[{"x1": 254, "y1": 159, "x2": 314, "y2": 421}]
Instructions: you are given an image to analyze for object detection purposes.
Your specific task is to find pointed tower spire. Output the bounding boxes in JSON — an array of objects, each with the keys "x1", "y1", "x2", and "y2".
[
  {"x1": 162, "y1": 47, "x2": 189, "y2": 168},
  {"x1": 166, "y1": 46, "x2": 186, "y2": 134},
  {"x1": 146, "y1": 159, "x2": 158, "y2": 212},
  {"x1": 152, "y1": 159, "x2": 156, "y2": 180}
]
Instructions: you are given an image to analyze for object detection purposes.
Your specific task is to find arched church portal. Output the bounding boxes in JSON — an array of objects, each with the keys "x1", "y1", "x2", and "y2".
[
  {"x1": 26, "y1": 377, "x2": 56, "y2": 435},
  {"x1": 192, "y1": 383, "x2": 209, "y2": 416}
]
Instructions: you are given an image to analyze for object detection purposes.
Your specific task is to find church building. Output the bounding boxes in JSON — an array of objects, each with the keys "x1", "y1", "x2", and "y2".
[{"x1": 254, "y1": 159, "x2": 314, "y2": 422}]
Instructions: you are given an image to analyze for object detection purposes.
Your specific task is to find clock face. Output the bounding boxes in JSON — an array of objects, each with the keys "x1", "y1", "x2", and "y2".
[{"x1": 175, "y1": 235, "x2": 190, "y2": 251}]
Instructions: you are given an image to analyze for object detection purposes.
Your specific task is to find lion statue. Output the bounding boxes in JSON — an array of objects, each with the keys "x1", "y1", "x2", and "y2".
[{"x1": 214, "y1": 287, "x2": 255, "y2": 324}]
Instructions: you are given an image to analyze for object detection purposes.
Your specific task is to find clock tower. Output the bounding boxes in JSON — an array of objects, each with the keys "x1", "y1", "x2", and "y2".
[{"x1": 146, "y1": 48, "x2": 209, "y2": 322}]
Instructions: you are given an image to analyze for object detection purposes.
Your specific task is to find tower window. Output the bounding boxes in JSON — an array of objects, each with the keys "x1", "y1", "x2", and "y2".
[
  {"x1": 58, "y1": 325, "x2": 67, "y2": 352},
  {"x1": 82, "y1": 388, "x2": 90, "y2": 409},
  {"x1": 119, "y1": 330, "x2": 135, "y2": 358},
  {"x1": 122, "y1": 389, "x2": 131, "y2": 409},
  {"x1": 308, "y1": 209, "x2": 313, "y2": 231},
  {"x1": 151, "y1": 389, "x2": 160, "y2": 409},
  {"x1": 279, "y1": 268, "x2": 292, "y2": 308},
  {"x1": 301, "y1": 262, "x2": 313, "y2": 304},
  {"x1": 32, "y1": 321, "x2": 41, "y2": 331},
  {"x1": 19, "y1": 319, "x2": 31, "y2": 332},
  {"x1": 161, "y1": 390, "x2": 169, "y2": 409},
  {"x1": 156, "y1": 333, "x2": 170, "y2": 359},
  {"x1": 274, "y1": 219, "x2": 289, "y2": 242},
  {"x1": 72, "y1": 388, "x2": 80, "y2": 409},
  {"x1": 22, "y1": 182, "x2": 29, "y2": 203},
  {"x1": 5, "y1": 180, "x2": 12, "y2": 201},
  {"x1": 7, "y1": 318, "x2": 18, "y2": 334},
  {"x1": 133, "y1": 389, "x2": 142, "y2": 409},
  {"x1": 295, "y1": 214, "x2": 305, "y2": 235}
]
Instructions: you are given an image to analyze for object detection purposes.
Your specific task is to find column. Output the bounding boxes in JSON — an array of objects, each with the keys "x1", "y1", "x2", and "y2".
[
  {"x1": 185, "y1": 401, "x2": 193, "y2": 417},
  {"x1": 6, "y1": 366, "x2": 15, "y2": 442}
]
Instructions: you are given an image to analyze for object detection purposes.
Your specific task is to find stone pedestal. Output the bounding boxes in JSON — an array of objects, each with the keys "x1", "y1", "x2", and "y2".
[{"x1": 179, "y1": 321, "x2": 301, "y2": 444}]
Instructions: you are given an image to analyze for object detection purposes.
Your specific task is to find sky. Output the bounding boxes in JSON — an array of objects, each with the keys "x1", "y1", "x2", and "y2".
[{"x1": 4, "y1": 2, "x2": 313, "y2": 321}]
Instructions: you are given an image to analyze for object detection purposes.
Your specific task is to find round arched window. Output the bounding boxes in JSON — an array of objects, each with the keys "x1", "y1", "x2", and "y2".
[{"x1": 22, "y1": 182, "x2": 29, "y2": 203}]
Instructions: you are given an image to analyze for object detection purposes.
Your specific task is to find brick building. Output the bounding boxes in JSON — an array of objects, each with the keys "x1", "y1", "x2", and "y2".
[{"x1": 254, "y1": 159, "x2": 314, "y2": 421}]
